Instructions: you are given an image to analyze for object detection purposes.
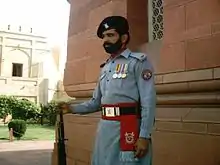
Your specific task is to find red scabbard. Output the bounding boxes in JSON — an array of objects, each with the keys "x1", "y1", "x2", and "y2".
[
  {"x1": 120, "y1": 114, "x2": 139, "y2": 151},
  {"x1": 101, "y1": 103, "x2": 140, "y2": 151}
]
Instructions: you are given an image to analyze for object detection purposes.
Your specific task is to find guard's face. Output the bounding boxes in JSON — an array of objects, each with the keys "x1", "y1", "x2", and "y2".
[
  {"x1": 102, "y1": 29, "x2": 123, "y2": 54},
  {"x1": 102, "y1": 29, "x2": 120, "y2": 45}
]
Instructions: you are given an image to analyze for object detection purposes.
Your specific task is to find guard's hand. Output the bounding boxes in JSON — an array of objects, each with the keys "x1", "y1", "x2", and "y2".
[
  {"x1": 57, "y1": 102, "x2": 71, "y2": 114},
  {"x1": 134, "y1": 137, "x2": 150, "y2": 158}
]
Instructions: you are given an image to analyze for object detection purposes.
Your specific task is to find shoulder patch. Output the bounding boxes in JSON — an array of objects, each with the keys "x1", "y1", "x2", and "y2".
[
  {"x1": 129, "y1": 52, "x2": 147, "y2": 61},
  {"x1": 142, "y1": 69, "x2": 152, "y2": 80}
]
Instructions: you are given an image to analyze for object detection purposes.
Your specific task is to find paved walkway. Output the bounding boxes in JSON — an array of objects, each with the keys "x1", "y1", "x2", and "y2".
[{"x1": 0, "y1": 141, "x2": 54, "y2": 165}]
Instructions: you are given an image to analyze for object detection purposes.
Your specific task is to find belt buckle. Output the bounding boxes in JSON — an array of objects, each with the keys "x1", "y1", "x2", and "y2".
[{"x1": 105, "y1": 107, "x2": 115, "y2": 117}]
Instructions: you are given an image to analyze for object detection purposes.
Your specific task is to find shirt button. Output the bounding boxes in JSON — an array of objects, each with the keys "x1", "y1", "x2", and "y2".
[
  {"x1": 109, "y1": 70, "x2": 111, "y2": 72},
  {"x1": 107, "y1": 80, "x2": 109, "y2": 82},
  {"x1": 112, "y1": 61, "x2": 115, "y2": 63}
]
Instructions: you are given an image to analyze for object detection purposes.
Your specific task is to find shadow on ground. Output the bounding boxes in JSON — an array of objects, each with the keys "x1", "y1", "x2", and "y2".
[{"x1": 0, "y1": 149, "x2": 52, "y2": 165}]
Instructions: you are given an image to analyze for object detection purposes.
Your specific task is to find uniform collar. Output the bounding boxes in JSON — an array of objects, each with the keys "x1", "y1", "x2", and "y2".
[
  {"x1": 104, "y1": 48, "x2": 131, "y2": 66},
  {"x1": 120, "y1": 48, "x2": 131, "y2": 58}
]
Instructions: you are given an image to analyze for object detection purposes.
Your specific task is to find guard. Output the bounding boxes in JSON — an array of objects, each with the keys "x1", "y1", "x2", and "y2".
[{"x1": 58, "y1": 15, "x2": 156, "y2": 165}]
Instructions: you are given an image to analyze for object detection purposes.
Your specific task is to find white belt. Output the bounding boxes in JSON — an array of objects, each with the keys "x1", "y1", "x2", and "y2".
[{"x1": 102, "y1": 107, "x2": 120, "y2": 117}]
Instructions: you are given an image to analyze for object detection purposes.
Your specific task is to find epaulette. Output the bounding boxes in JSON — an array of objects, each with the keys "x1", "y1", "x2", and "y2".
[{"x1": 129, "y1": 52, "x2": 147, "y2": 61}]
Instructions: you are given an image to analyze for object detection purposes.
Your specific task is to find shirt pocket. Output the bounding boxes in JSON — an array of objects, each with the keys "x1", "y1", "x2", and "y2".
[{"x1": 110, "y1": 72, "x2": 131, "y2": 89}]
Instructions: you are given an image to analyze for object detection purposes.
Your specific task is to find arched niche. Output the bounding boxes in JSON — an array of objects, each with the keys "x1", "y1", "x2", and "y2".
[{"x1": 3, "y1": 48, "x2": 30, "y2": 77}]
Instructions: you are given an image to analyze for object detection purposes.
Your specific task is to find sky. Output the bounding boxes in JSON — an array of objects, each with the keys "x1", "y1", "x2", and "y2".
[{"x1": 0, "y1": 0, "x2": 71, "y2": 73}]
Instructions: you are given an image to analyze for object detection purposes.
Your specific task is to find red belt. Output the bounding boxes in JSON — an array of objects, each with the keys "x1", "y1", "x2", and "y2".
[{"x1": 101, "y1": 103, "x2": 140, "y2": 151}]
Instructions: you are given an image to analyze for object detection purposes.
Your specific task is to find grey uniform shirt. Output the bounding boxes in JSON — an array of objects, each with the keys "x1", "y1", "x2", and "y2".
[{"x1": 70, "y1": 48, "x2": 156, "y2": 138}]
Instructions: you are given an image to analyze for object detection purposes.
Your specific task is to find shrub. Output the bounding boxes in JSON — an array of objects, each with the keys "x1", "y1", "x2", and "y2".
[
  {"x1": 8, "y1": 119, "x2": 27, "y2": 139},
  {"x1": 13, "y1": 99, "x2": 41, "y2": 121},
  {"x1": 0, "y1": 95, "x2": 41, "y2": 122},
  {"x1": 41, "y1": 100, "x2": 69, "y2": 126},
  {"x1": 0, "y1": 95, "x2": 17, "y2": 118},
  {"x1": 41, "y1": 101, "x2": 59, "y2": 126}
]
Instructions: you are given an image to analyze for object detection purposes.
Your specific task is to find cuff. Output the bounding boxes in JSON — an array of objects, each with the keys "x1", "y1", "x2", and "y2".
[
  {"x1": 139, "y1": 129, "x2": 151, "y2": 139},
  {"x1": 68, "y1": 104, "x2": 76, "y2": 113}
]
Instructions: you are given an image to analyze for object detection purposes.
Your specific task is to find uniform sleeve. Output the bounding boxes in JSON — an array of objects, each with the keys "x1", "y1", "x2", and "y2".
[
  {"x1": 68, "y1": 81, "x2": 102, "y2": 114},
  {"x1": 134, "y1": 58, "x2": 156, "y2": 139}
]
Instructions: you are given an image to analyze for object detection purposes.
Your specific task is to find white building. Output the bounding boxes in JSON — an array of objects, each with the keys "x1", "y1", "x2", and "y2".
[{"x1": 0, "y1": 24, "x2": 63, "y2": 104}]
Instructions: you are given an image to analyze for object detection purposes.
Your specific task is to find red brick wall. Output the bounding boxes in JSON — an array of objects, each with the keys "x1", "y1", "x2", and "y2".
[
  {"x1": 158, "y1": 0, "x2": 220, "y2": 73},
  {"x1": 147, "y1": 0, "x2": 220, "y2": 164},
  {"x1": 51, "y1": 0, "x2": 220, "y2": 165}
]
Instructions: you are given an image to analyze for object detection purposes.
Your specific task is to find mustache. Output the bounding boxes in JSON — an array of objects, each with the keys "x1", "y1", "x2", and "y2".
[{"x1": 103, "y1": 42, "x2": 113, "y2": 46}]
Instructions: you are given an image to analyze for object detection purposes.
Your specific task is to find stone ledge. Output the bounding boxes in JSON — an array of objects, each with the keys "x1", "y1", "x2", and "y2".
[
  {"x1": 155, "y1": 121, "x2": 220, "y2": 135},
  {"x1": 155, "y1": 121, "x2": 207, "y2": 134},
  {"x1": 64, "y1": 67, "x2": 220, "y2": 97},
  {"x1": 207, "y1": 123, "x2": 220, "y2": 135},
  {"x1": 65, "y1": 82, "x2": 220, "y2": 107},
  {"x1": 161, "y1": 69, "x2": 213, "y2": 84},
  {"x1": 214, "y1": 67, "x2": 220, "y2": 79},
  {"x1": 157, "y1": 107, "x2": 220, "y2": 124},
  {"x1": 156, "y1": 67, "x2": 220, "y2": 84},
  {"x1": 153, "y1": 129, "x2": 220, "y2": 137},
  {"x1": 158, "y1": 92, "x2": 220, "y2": 105}
]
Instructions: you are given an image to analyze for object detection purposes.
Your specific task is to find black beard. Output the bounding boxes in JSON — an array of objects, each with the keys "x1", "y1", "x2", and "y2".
[{"x1": 103, "y1": 39, "x2": 122, "y2": 54}]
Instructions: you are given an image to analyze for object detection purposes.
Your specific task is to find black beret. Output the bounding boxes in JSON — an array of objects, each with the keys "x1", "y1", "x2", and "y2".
[{"x1": 97, "y1": 16, "x2": 129, "y2": 38}]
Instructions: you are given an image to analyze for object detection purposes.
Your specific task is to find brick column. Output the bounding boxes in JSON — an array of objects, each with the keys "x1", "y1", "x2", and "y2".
[
  {"x1": 64, "y1": 0, "x2": 148, "y2": 97},
  {"x1": 152, "y1": 0, "x2": 220, "y2": 165}
]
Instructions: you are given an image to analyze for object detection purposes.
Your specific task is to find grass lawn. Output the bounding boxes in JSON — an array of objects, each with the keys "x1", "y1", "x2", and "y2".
[{"x1": 0, "y1": 124, "x2": 55, "y2": 141}]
